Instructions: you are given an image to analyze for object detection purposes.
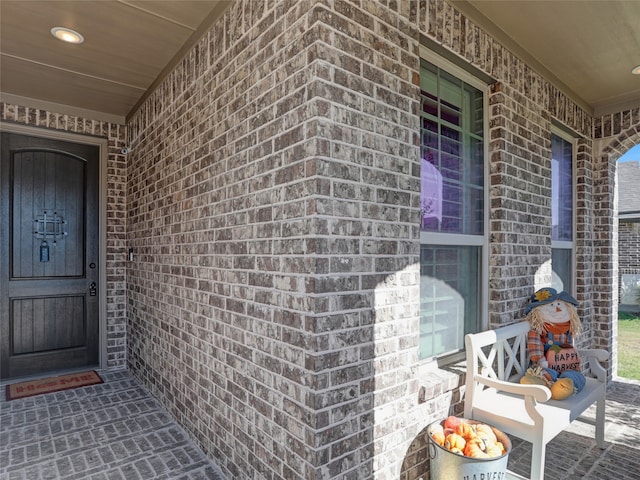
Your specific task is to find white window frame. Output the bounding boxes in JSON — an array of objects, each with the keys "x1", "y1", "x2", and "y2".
[
  {"x1": 418, "y1": 47, "x2": 490, "y2": 365},
  {"x1": 551, "y1": 127, "x2": 576, "y2": 294}
]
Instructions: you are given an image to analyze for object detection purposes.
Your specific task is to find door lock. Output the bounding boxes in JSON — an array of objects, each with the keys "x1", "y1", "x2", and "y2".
[{"x1": 89, "y1": 282, "x2": 97, "y2": 296}]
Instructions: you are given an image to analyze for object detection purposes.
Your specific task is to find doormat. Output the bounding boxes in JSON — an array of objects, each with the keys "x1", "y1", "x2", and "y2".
[{"x1": 5, "y1": 370, "x2": 103, "y2": 401}]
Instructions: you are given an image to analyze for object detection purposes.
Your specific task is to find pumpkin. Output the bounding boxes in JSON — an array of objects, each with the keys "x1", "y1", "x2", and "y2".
[
  {"x1": 473, "y1": 423, "x2": 497, "y2": 443},
  {"x1": 551, "y1": 377, "x2": 574, "y2": 400},
  {"x1": 485, "y1": 441, "x2": 505, "y2": 458},
  {"x1": 433, "y1": 419, "x2": 508, "y2": 459},
  {"x1": 463, "y1": 438, "x2": 489, "y2": 458},
  {"x1": 430, "y1": 423, "x2": 444, "y2": 433},
  {"x1": 444, "y1": 433, "x2": 466, "y2": 451},
  {"x1": 455, "y1": 421, "x2": 475, "y2": 440},
  {"x1": 443, "y1": 415, "x2": 462, "y2": 430},
  {"x1": 431, "y1": 430, "x2": 445, "y2": 446}
]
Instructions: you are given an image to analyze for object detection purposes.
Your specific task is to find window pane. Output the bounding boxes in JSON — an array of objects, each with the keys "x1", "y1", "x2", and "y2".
[
  {"x1": 420, "y1": 245, "x2": 481, "y2": 358},
  {"x1": 419, "y1": 59, "x2": 485, "y2": 362},
  {"x1": 420, "y1": 61, "x2": 484, "y2": 235},
  {"x1": 552, "y1": 135, "x2": 573, "y2": 241},
  {"x1": 466, "y1": 85, "x2": 484, "y2": 137},
  {"x1": 552, "y1": 248, "x2": 572, "y2": 293}
]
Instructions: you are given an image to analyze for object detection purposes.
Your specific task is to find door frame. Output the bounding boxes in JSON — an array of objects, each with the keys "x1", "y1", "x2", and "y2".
[{"x1": 1, "y1": 122, "x2": 109, "y2": 373}]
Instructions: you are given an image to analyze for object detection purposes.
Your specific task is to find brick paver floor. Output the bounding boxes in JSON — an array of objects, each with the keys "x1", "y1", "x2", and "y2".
[
  {"x1": 0, "y1": 370, "x2": 225, "y2": 480},
  {"x1": 507, "y1": 377, "x2": 640, "y2": 479},
  {"x1": 1, "y1": 370, "x2": 639, "y2": 479}
]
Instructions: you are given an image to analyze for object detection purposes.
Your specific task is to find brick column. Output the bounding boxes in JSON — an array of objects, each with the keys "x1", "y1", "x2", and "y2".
[{"x1": 487, "y1": 82, "x2": 553, "y2": 324}]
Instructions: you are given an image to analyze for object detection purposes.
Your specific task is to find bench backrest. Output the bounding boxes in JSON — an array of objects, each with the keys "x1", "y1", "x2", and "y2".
[
  {"x1": 464, "y1": 321, "x2": 532, "y2": 419},
  {"x1": 465, "y1": 321, "x2": 531, "y2": 385}
]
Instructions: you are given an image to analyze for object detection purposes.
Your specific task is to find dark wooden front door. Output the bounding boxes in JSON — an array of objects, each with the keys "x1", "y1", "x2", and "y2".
[{"x1": 1, "y1": 132, "x2": 100, "y2": 379}]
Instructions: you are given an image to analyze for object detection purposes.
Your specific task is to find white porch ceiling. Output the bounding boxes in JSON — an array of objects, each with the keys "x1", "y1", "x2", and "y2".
[
  {"x1": 456, "y1": 0, "x2": 640, "y2": 117},
  {"x1": 1, "y1": 1, "x2": 639, "y2": 122},
  {"x1": 0, "y1": 0, "x2": 230, "y2": 123}
]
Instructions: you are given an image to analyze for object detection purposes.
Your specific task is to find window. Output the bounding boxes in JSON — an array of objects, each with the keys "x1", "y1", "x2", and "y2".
[
  {"x1": 551, "y1": 131, "x2": 575, "y2": 293},
  {"x1": 419, "y1": 58, "x2": 487, "y2": 361}
]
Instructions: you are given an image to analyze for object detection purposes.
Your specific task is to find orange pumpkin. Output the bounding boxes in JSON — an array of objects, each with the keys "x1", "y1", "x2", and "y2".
[
  {"x1": 443, "y1": 415, "x2": 462, "y2": 430},
  {"x1": 444, "y1": 433, "x2": 466, "y2": 452},
  {"x1": 455, "y1": 421, "x2": 475, "y2": 440},
  {"x1": 434, "y1": 419, "x2": 507, "y2": 459},
  {"x1": 431, "y1": 430, "x2": 445, "y2": 446},
  {"x1": 463, "y1": 438, "x2": 489, "y2": 458},
  {"x1": 551, "y1": 377, "x2": 574, "y2": 400}
]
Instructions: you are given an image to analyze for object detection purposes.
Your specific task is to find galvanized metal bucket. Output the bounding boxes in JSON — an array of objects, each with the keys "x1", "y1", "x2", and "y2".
[{"x1": 427, "y1": 419, "x2": 511, "y2": 480}]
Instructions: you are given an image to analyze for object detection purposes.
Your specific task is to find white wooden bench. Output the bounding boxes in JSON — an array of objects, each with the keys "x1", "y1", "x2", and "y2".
[{"x1": 464, "y1": 321, "x2": 608, "y2": 480}]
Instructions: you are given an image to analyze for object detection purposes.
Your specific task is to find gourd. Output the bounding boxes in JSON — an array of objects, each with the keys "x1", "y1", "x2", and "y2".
[
  {"x1": 473, "y1": 423, "x2": 497, "y2": 443},
  {"x1": 455, "y1": 421, "x2": 475, "y2": 439},
  {"x1": 429, "y1": 424, "x2": 445, "y2": 446},
  {"x1": 430, "y1": 418, "x2": 507, "y2": 459},
  {"x1": 443, "y1": 415, "x2": 462, "y2": 430},
  {"x1": 485, "y1": 441, "x2": 504, "y2": 458},
  {"x1": 431, "y1": 430, "x2": 445, "y2": 446},
  {"x1": 550, "y1": 377, "x2": 574, "y2": 400},
  {"x1": 444, "y1": 433, "x2": 466, "y2": 452},
  {"x1": 464, "y1": 438, "x2": 489, "y2": 458}
]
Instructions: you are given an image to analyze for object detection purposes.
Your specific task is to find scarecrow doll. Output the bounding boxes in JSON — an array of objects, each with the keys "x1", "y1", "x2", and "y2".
[{"x1": 520, "y1": 287, "x2": 586, "y2": 400}]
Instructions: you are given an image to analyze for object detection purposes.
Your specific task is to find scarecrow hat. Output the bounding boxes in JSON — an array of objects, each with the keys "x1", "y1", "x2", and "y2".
[{"x1": 525, "y1": 287, "x2": 578, "y2": 315}]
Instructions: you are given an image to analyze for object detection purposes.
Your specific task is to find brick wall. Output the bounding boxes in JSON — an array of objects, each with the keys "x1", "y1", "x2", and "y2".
[
  {"x1": 487, "y1": 82, "x2": 554, "y2": 323},
  {"x1": 594, "y1": 108, "x2": 640, "y2": 140},
  {"x1": 0, "y1": 103, "x2": 128, "y2": 369},
  {"x1": 619, "y1": 222, "x2": 640, "y2": 270},
  {"x1": 126, "y1": 0, "x2": 423, "y2": 478},
  {"x1": 123, "y1": 1, "x2": 627, "y2": 480},
  {"x1": 593, "y1": 110, "x2": 640, "y2": 360},
  {"x1": 619, "y1": 222, "x2": 640, "y2": 308}
]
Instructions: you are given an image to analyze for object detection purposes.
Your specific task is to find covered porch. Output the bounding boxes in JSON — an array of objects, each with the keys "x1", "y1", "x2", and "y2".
[
  {"x1": 2, "y1": 371, "x2": 639, "y2": 479},
  {"x1": 1, "y1": 1, "x2": 639, "y2": 479}
]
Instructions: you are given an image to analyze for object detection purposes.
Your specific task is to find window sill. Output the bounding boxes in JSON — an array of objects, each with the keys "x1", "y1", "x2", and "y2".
[{"x1": 417, "y1": 359, "x2": 466, "y2": 404}]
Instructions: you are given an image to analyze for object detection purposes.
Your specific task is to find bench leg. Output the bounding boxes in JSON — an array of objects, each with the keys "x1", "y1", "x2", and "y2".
[
  {"x1": 531, "y1": 440, "x2": 546, "y2": 480},
  {"x1": 595, "y1": 393, "x2": 606, "y2": 449}
]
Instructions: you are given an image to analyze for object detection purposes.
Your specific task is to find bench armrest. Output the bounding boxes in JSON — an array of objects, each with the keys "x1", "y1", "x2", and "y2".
[
  {"x1": 472, "y1": 374, "x2": 551, "y2": 425},
  {"x1": 578, "y1": 348, "x2": 609, "y2": 361},
  {"x1": 474, "y1": 375, "x2": 552, "y2": 402},
  {"x1": 578, "y1": 348, "x2": 609, "y2": 382}
]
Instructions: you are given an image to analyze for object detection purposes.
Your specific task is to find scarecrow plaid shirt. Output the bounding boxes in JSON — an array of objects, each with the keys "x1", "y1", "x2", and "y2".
[{"x1": 527, "y1": 328, "x2": 573, "y2": 364}]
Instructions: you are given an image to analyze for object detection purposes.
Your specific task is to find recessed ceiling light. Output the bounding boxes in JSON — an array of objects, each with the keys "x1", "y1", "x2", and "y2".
[
  {"x1": 632, "y1": 65, "x2": 640, "y2": 75},
  {"x1": 51, "y1": 27, "x2": 84, "y2": 44}
]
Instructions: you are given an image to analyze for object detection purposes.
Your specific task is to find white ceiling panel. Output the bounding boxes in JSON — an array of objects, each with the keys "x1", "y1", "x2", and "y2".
[
  {"x1": 1, "y1": 0, "x2": 639, "y2": 121},
  {"x1": 0, "y1": 0, "x2": 230, "y2": 122}
]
